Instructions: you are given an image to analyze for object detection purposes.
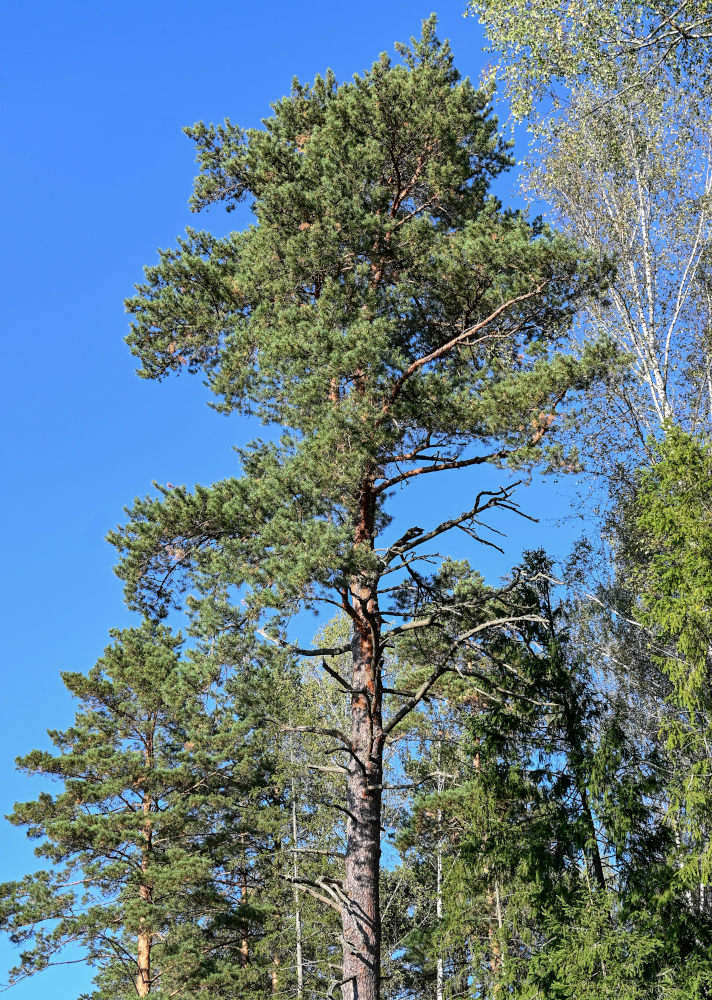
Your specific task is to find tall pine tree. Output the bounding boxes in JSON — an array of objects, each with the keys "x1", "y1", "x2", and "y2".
[{"x1": 113, "y1": 20, "x2": 613, "y2": 1000}]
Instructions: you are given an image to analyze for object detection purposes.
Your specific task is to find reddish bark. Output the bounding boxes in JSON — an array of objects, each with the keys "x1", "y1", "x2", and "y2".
[
  {"x1": 239, "y1": 836, "x2": 250, "y2": 968},
  {"x1": 136, "y1": 905, "x2": 151, "y2": 997},
  {"x1": 137, "y1": 767, "x2": 153, "y2": 995}
]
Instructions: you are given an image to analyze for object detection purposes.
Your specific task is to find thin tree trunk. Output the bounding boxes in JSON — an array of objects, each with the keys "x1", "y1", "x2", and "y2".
[
  {"x1": 436, "y1": 738, "x2": 444, "y2": 1000},
  {"x1": 137, "y1": 909, "x2": 151, "y2": 998},
  {"x1": 487, "y1": 881, "x2": 503, "y2": 998},
  {"x1": 578, "y1": 783, "x2": 606, "y2": 890},
  {"x1": 548, "y1": 582, "x2": 606, "y2": 895},
  {"x1": 137, "y1": 732, "x2": 154, "y2": 997},
  {"x1": 290, "y1": 737, "x2": 304, "y2": 998},
  {"x1": 341, "y1": 483, "x2": 383, "y2": 1000},
  {"x1": 239, "y1": 833, "x2": 249, "y2": 967},
  {"x1": 470, "y1": 708, "x2": 503, "y2": 996}
]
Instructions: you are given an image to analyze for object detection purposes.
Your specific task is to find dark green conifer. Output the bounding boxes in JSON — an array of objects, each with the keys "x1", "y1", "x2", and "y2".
[
  {"x1": 398, "y1": 550, "x2": 712, "y2": 999},
  {"x1": 0, "y1": 623, "x2": 285, "y2": 998}
]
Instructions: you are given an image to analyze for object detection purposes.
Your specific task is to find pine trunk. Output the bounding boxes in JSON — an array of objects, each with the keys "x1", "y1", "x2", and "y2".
[
  {"x1": 137, "y1": 743, "x2": 153, "y2": 997},
  {"x1": 136, "y1": 912, "x2": 151, "y2": 997},
  {"x1": 239, "y1": 848, "x2": 249, "y2": 968},
  {"x1": 290, "y1": 744, "x2": 304, "y2": 998},
  {"x1": 341, "y1": 637, "x2": 383, "y2": 1000},
  {"x1": 341, "y1": 486, "x2": 383, "y2": 1000},
  {"x1": 436, "y1": 741, "x2": 444, "y2": 1000}
]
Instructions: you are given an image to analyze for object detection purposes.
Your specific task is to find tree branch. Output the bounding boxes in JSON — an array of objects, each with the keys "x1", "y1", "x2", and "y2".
[{"x1": 378, "y1": 284, "x2": 548, "y2": 421}]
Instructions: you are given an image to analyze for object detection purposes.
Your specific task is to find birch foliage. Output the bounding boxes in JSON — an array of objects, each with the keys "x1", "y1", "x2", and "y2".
[
  {"x1": 527, "y1": 84, "x2": 712, "y2": 462},
  {"x1": 466, "y1": 0, "x2": 712, "y2": 118},
  {"x1": 470, "y1": 0, "x2": 712, "y2": 466}
]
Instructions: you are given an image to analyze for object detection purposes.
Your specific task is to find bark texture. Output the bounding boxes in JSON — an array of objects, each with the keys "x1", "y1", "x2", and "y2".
[
  {"x1": 137, "y1": 788, "x2": 153, "y2": 997},
  {"x1": 341, "y1": 488, "x2": 383, "y2": 1000}
]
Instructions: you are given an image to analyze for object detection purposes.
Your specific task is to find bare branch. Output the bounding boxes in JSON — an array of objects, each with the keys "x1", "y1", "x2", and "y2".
[
  {"x1": 282, "y1": 876, "x2": 343, "y2": 915},
  {"x1": 263, "y1": 718, "x2": 351, "y2": 748},
  {"x1": 256, "y1": 629, "x2": 351, "y2": 658},
  {"x1": 375, "y1": 448, "x2": 508, "y2": 494},
  {"x1": 320, "y1": 658, "x2": 352, "y2": 691}
]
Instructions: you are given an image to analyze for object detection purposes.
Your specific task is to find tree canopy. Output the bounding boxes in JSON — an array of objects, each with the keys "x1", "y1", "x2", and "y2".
[{"x1": 4, "y1": 10, "x2": 712, "y2": 1000}]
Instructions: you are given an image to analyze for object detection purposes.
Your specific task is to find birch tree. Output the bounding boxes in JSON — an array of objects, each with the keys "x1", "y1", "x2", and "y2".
[
  {"x1": 466, "y1": 0, "x2": 712, "y2": 118},
  {"x1": 471, "y1": 0, "x2": 712, "y2": 467},
  {"x1": 525, "y1": 84, "x2": 712, "y2": 466}
]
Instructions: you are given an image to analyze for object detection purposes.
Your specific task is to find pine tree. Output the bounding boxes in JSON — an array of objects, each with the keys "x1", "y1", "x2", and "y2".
[
  {"x1": 112, "y1": 19, "x2": 613, "y2": 999},
  {"x1": 0, "y1": 623, "x2": 285, "y2": 998}
]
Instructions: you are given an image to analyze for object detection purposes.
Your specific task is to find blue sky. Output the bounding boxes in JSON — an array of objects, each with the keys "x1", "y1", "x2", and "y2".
[{"x1": 1, "y1": 2, "x2": 587, "y2": 994}]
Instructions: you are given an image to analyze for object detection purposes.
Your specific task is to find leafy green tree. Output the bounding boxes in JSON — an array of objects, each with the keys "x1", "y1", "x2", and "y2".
[
  {"x1": 621, "y1": 427, "x2": 712, "y2": 888},
  {"x1": 393, "y1": 557, "x2": 605, "y2": 998},
  {"x1": 461, "y1": 4, "x2": 712, "y2": 987},
  {"x1": 470, "y1": 0, "x2": 712, "y2": 476},
  {"x1": 113, "y1": 19, "x2": 612, "y2": 1000},
  {"x1": 526, "y1": 83, "x2": 712, "y2": 468},
  {"x1": 0, "y1": 623, "x2": 284, "y2": 998},
  {"x1": 502, "y1": 548, "x2": 712, "y2": 998},
  {"x1": 467, "y1": 0, "x2": 712, "y2": 118}
]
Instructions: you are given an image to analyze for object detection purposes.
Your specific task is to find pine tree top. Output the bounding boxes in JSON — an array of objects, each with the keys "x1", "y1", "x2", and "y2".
[{"x1": 116, "y1": 19, "x2": 615, "y2": 621}]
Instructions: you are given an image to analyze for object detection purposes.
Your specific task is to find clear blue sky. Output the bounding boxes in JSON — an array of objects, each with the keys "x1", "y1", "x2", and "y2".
[{"x1": 1, "y1": 2, "x2": 586, "y2": 994}]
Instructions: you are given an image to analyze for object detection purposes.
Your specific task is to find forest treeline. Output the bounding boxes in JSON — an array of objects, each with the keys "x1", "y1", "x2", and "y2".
[{"x1": 4, "y1": 4, "x2": 712, "y2": 997}]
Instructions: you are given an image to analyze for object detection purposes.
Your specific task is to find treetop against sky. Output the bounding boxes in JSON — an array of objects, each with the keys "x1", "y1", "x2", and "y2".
[{"x1": 2, "y1": 2, "x2": 675, "y2": 997}]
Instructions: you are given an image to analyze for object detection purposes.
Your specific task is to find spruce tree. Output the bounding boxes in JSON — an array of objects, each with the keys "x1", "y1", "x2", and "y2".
[
  {"x1": 113, "y1": 20, "x2": 613, "y2": 999},
  {"x1": 422, "y1": 550, "x2": 712, "y2": 998},
  {"x1": 619, "y1": 429, "x2": 712, "y2": 908}
]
